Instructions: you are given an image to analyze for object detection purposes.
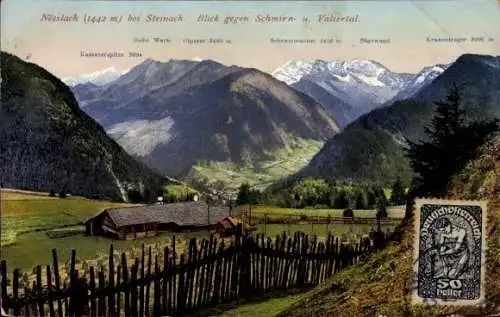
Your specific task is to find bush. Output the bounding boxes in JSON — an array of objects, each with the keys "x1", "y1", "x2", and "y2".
[
  {"x1": 59, "y1": 191, "x2": 67, "y2": 198},
  {"x1": 370, "y1": 230, "x2": 386, "y2": 249},
  {"x1": 343, "y1": 208, "x2": 354, "y2": 217},
  {"x1": 49, "y1": 189, "x2": 56, "y2": 197},
  {"x1": 127, "y1": 189, "x2": 144, "y2": 203}
]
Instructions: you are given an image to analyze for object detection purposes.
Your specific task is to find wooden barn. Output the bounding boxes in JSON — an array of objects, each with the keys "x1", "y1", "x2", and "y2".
[
  {"x1": 85, "y1": 201, "x2": 230, "y2": 240},
  {"x1": 84, "y1": 208, "x2": 159, "y2": 240}
]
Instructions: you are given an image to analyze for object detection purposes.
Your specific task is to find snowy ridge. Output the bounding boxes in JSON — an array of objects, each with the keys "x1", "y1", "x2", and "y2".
[
  {"x1": 63, "y1": 66, "x2": 129, "y2": 86},
  {"x1": 271, "y1": 59, "x2": 422, "y2": 126},
  {"x1": 271, "y1": 60, "x2": 314, "y2": 85},
  {"x1": 272, "y1": 59, "x2": 403, "y2": 88},
  {"x1": 392, "y1": 63, "x2": 449, "y2": 100}
]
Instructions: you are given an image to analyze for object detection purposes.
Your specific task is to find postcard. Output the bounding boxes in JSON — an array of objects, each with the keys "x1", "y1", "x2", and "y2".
[{"x1": 1, "y1": 1, "x2": 498, "y2": 316}]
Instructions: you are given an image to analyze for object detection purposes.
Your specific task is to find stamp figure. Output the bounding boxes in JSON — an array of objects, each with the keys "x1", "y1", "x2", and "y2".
[{"x1": 412, "y1": 199, "x2": 488, "y2": 305}]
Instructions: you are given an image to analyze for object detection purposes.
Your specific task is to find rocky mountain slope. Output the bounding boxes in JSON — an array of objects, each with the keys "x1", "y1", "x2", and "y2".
[
  {"x1": 287, "y1": 54, "x2": 500, "y2": 186},
  {"x1": 72, "y1": 59, "x2": 340, "y2": 179},
  {"x1": 0, "y1": 52, "x2": 164, "y2": 202}
]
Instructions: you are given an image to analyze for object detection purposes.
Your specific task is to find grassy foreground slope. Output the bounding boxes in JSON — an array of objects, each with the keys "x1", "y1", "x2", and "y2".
[{"x1": 276, "y1": 136, "x2": 500, "y2": 317}]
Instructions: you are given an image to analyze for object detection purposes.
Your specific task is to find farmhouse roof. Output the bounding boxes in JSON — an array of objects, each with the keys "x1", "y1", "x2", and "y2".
[
  {"x1": 148, "y1": 202, "x2": 229, "y2": 226},
  {"x1": 86, "y1": 201, "x2": 230, "y2": 228},
  {"x1": 106, "y1": 208, "x2": 159, "y2": 227}
]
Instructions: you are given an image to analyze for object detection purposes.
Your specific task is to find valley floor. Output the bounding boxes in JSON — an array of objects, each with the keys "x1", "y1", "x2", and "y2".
[{"x1": 1, "y1": 189, "x2": 402, "y2": 273}]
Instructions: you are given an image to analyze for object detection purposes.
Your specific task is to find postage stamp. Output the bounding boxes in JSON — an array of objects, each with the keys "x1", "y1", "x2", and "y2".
[{"x1": 412, "y1": 198, "x2": 488, "y2": 305}]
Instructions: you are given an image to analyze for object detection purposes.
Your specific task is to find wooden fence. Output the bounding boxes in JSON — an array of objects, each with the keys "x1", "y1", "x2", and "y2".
[{"x1": 1, "y1": 231, "x2": 381, "y2": 317}]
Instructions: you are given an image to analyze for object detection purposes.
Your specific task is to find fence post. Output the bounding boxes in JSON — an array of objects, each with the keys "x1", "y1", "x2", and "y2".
[
  {"x1": 68, "y1": 270, "x2": 89, "y2": 317},
  {"x1": 51, "y1": 249, "x2": 63, "y2": 317},
  {"x1": 76, "y1": 277, "x2": 89, "y2": 317},
  {"x1": 238, "y1": 233, "x2": 252, "y2": 299},
  {"x1": 1, "y1": 261, "x2": 8, "y2": 316}
]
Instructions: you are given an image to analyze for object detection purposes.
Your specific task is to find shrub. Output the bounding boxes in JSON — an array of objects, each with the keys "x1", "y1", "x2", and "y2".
[
  {"x1": 49, "y1": 189, "x2": 56, "y2": 197},
  {"x1": 58, "y1": 191, "x2": 67, "y2": 198},
  {"x1": 127, "y1": 189, "x2": 144, "y2": 203},
  {"x1": 343, "y1": 208, "x2": 354, "y2": 217}
]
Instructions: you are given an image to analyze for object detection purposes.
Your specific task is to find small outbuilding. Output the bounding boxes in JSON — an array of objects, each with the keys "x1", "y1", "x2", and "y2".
[
  {"x1": 85, "y1": 201, "x2": 230, "y2": 240},
  {"x1": 215, "y1": 216, "x2": 250, "y2": 237}
]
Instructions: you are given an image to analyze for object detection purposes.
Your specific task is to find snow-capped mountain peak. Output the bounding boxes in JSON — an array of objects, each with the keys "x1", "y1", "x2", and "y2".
[
  {"x1": 62, "y1": 66, "x2": 129, "y2": 86},
  {"x1": 271, "y1": 60, "x2": 313, "y2": 85},
  {"x1": 271, "y1": 58, "x2": 419, "y2": 126},
  {"x1": 272, "y1": 59, "x2": 403, "y2": 88}
]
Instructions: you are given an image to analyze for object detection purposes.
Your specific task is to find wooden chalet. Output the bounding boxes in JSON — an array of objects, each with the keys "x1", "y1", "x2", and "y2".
[{"x1": 85, "y1": 201, "x2": 230, "y2": 240}]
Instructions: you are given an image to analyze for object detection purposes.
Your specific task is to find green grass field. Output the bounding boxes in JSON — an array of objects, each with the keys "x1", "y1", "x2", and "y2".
[
  {"x1": 1, "y1": 189, "x2": 135, "y2": 246},
  {"x1": 0, "y1": 189, "x2": 211, "y2": 271},
  {"x1": 251, "y1": 205, "x2": 406, "y2": 219},
  {"x1": 1, "y1": 189, "x2": 403, "y2": 274},
  {"x1": 1, "y1": 227, "x2": 209, "y2": 273},
  {"x1": 255, "y1": 223, "x2": 394, "y2": 241},
  {"x1": 217, "y1": 294, "x2": 302, "y2": 317}
]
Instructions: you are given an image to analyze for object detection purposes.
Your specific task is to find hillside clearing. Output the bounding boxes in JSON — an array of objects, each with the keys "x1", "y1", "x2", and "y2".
[{"x1": 191, "y1": 139, "x2": 323, "y2": 190}]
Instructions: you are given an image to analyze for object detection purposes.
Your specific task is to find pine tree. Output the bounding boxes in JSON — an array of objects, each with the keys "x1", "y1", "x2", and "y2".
[
  {"x1": 334, "y1": 189, "x2": 349, "y2": 209},
  {"x1": 406, "y1": 84, "x2": 499, "y2": 198},
  {"x1": 355, "y1": 190, "x2": 366, "y2": 209},
  {"x1": 390, "y1": 178, "x2": 406, "y2": 206},
  {"x1": 236, "y1": 182, "x2": 251, "y2": 205},
  {"x1": 372, "y1": 185, "x2": 388, "y2": 206},
  {"x1": 366, "y1": 187, "x2": 377, "y2": 208},
  {"x1": 376, "y1": 198, "x2": 388, "y2": 220},
  {"x1": 375, "y1": 197, "x2": 388, "y2": 232}
]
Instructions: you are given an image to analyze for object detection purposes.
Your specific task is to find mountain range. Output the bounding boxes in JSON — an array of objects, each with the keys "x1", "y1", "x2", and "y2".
[
  {"x1": 272, "y1": 59, "x2": 448, "y2": 126},
  {"x1": 62, "y1": 66, "x2": 129, "y2": 86},
  {"x1": 0, "y1": 52, "x2": 164, "y2": 202},
  {"x1": 9, "y1": 51, "x2": 497, "y2": 195},
  {"x1": 71, "y1": 59, "x2": 340, "y2": 181},
  {"x1": 288, "y1": 54, "x2": 500, "y2": 186}
]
